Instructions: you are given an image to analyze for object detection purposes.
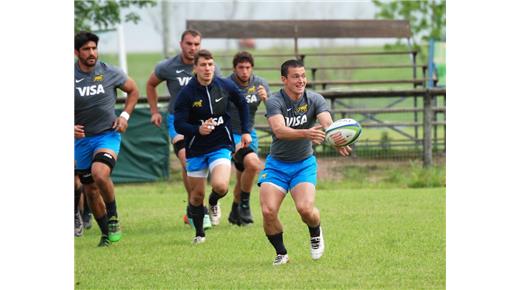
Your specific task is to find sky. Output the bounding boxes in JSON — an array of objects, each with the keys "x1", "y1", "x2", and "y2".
[{"x1": 99, "y1": 1, "x2": 395, "y2": 53}]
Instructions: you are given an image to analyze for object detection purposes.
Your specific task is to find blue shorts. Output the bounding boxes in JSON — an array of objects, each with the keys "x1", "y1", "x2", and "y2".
[
  {"x1": 167, "y1": 113, "x2": 179, "y2": 140},
  {"x1": 186, "y1": 148, "x2": 232, "y2": 178},
  {"x1": 257, "y1": 155, "x2": 317, "y2": 194},
  {"x1": 233, "y1": 129, "x2": 258, "y2": 152},
  {"x1": 75, "y1": 130, "x2": 121, "y2": 170}
]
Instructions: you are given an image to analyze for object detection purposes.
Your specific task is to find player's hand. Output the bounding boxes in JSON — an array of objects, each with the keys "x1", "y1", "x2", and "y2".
[
  {"x1": 150, "y1": 112, "x2": 162, "y2": 127},
  {"x1": 329, "y1": 131, "x2": 349, "y2": 147},
  {"x1": 335, "y1": 145, "x2": 352, "y2": 157},
  {"x1": 306, "y1": 125, "x2": 325, "y2": 145},
  {"x1": 199, "y1": 118, "x2": 216, "y2": 135},
  {"x1": 74, "y1": 125, "x2": 85, "y2": 139},
  {"x1": 113, "y1": 117, "x2": 129, "y2": 133},
  {"x1": 257, "y1": 85, "x2": 268, "y2": 101},
  {"x1": 240, "y1": 133, "x2": 252, "y2": 149}
]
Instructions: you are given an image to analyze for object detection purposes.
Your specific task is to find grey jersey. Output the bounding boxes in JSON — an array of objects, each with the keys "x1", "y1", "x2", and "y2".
[
  {"x1": 74, "y1": 61, "x2": 128, "y2": 136},
  {"x1": 226, "y1": 73, "x2": 270, "y2": 134},
  {"x1": 265, "y1": 89, "x2": 329, "y2": 162},
  {"x1": 154, "y1": 54, "x2": 222, "y2": 114}
]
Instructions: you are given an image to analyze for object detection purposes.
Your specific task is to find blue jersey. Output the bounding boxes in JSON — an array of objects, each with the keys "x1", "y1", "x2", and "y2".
[{"x1": 174, "y1": 76, "x2": 250, "y2": 158}]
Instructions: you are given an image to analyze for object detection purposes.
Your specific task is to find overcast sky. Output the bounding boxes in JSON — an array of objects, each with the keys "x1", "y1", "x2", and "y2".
[{"x1": 99, "y1": 1, "x2": 398, "y2": 53}]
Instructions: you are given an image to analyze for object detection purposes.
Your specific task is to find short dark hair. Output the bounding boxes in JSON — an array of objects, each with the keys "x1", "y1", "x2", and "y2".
[
  {"x1": 281, "y1": 59, "x2": 304, "y2": 77},
  {"x1": 181, "y1": 29, "x2": 202, "y2": 42},
  {"x1": 75, "y1": 31, "x2": 99, "y2": 51},
  {"x1": 232, "y1": 51, "x2": 254, "y2": 68},
  {"x1": 194, "y1": 49, "x2": 213, "y2": 65}
]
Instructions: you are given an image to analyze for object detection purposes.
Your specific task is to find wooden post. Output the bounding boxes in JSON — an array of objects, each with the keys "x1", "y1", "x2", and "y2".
[
  {"x1": 293, "y1": 25, "x2": 299, "y2": 59},
  {"x1": 423, "y1": 90, "x2": 433, "y2": 167},
  {"x1": 161, "y1": 1, "x2": 170, "y2": 59}
]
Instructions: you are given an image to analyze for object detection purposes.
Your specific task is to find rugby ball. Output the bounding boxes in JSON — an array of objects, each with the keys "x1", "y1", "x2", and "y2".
[{"x1": 325, "y1": 118, "x2": 362, "y2": 147}]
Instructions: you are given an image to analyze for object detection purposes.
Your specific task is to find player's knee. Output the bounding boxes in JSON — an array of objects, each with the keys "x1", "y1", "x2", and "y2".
[
  {"x1": 261, "y1": 204, "x2": 278, "y2": 221},
  {"x1": 296, "y1": 203, "x2": 314, "y2": 219},
  {"x1": 91, "y1": 169, "x2": 110, "y2": 184},
  {"x1": 173, "y1": 139, "x2": 185, "y2": 157},
  {"x1": 233, "y1": 147, "x2": 254, "y2": 172},
  {"x1": 212, "y1": 183, "x2": 228, "y2": 195},
  {"x1": 190, "y1": 194, "x2": 204, "y2": 205},
  {"x1": 190, "y1": 189, "x2": 205, "y2": 205},
  {"x1": 92, "y1": 152, "x2": 116, "y2": 172}
]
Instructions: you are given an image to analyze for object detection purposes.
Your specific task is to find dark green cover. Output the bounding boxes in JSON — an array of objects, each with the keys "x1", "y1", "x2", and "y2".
[{"x1": 112, "y1": 108, "x2": 170, "y2": 183}]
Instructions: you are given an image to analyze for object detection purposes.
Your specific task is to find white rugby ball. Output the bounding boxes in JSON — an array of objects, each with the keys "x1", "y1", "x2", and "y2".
[{"x1": 325, "y1": 118, "x2": 362, "y2": 147}]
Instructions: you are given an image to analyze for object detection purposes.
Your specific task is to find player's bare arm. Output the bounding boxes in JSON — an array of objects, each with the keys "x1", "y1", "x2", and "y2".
[
  {"x1": 146, "y1": 72, "x2": 163, "y2": 127},
  {"x1": 74, "y1": 125, "x2": 85, "y2": 138},
  {"x1": 317, "y1": 111, "x2": 351, "y2": 157},
  {"x1": 268, "y1": 114, "x2": 325, "y2": 143},
  {"x1": 113, "y1": 77, "x2": 139, "y2": 133}
]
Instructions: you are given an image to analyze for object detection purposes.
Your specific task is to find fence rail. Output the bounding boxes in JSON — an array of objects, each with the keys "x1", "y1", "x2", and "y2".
[{"x1": 117, "y1": 88, "x2": 445, "y2": 167}]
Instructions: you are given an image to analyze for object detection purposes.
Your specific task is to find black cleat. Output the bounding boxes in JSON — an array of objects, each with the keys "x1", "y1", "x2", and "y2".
[
  {"x1": 228, "y1": 205, "x2": 242, "y2": 225},
  {"x1": 82, "y1": 213, "x2": 92, "y2": 230},
  {"x1": 75, "y1": 210, "x2": 84, "y2": 237},
  {"x1": 97, "y1": 235, "x2": 111, "y2": 247},
  {"x1": 237, "y1": 203, "x2": 254, "y2": 224}
]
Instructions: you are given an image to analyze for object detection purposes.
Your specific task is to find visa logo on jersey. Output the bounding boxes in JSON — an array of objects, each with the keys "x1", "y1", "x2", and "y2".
[
  {"x1": 245, "y1": 94, "x2": 258, "y2": 103},
  {"x1": 199, "y1": 116, "x2": 224, "y2": 127},
  {"x1": 76, "y1": 84, "x2": 105, "y2": 97},
  {"x1": 177, "y1": 76, "x2": 192, "y2": 86},
  {"x1": 285, "y1": 115, "x2": 308, "y2": 127}
]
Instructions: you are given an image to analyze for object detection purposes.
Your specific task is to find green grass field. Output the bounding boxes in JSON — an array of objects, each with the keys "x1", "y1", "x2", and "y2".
[{"x1": 75, "y1": 169, "x2": 445, "y2": 289}]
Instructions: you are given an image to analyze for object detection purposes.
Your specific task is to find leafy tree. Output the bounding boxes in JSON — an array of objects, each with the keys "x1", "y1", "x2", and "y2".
[
  {"x1": 75, "y1": 0, "x2": 156, "y2": 33},
  {"x1": 372, "y1": 0, "x2": 446, "y2": 44}
]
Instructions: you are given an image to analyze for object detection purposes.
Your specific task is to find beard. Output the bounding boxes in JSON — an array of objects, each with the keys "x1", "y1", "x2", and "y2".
[{"x1": 80, "y1": 56, "x2": 97, "y2": 67}]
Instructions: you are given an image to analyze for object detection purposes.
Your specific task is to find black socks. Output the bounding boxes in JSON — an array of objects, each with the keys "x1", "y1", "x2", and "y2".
[
  {"x1": 189, "y1": 203, "x2": 205, "y2": 237},
  {"x1": 95, "y1": 214, "x2": 109, "y2": 236},
  {"x1": 209, "y1": 190, "x2": 227, "y2": 206},
  {"x1": 240, "y1": 191, "x2": 250, "y2": 208},
  {"x1": 74, "y1": 187, "x2": 81, "y2": 213},
  {"x1": 106, "y1": 200, "x2": 118, "y2": 220},
  {"x1": 267, "y1": 232, "x2": 287, "y2": 255},
  {"x1": 308, "y1": 223, "x2": 321, "y2": 238}
]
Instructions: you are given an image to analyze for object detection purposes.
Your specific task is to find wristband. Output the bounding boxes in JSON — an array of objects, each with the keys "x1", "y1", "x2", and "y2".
[{"x1": 120, "y1": 111, "x2": 130, "y2": 121}]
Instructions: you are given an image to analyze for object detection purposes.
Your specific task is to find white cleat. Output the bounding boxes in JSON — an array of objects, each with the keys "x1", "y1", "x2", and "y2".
[
  {"x1": 310, "y1": 226, "x2": 325, "y2": 260},
  {"x1": 272, "y1": 254, "x2": 289, "y2": 266},
  {"x1": 209, "y1": 203, "x2": 221, "y2": 225},
  {"x1": 192, "y1": 236, "x2": 206, "y2": 245}
]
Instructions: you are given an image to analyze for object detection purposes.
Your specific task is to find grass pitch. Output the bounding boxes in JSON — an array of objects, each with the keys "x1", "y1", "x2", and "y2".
[{"x1": 75, "y1": 180, "x2": 445, "y2": 289}]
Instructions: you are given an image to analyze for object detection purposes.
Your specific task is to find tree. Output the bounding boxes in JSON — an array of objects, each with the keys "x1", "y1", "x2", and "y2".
[
  {"x1": 372, "y1": 0, "x2": 446, "y2": 45},
  {"x1": 75, "y1": 0, "x2": 156, "y2": 33}
]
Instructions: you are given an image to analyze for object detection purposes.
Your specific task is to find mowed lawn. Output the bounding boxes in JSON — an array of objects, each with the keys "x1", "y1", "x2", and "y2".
[{"x1": 75, "y1": 181, "x2": 445, "y2": 289}]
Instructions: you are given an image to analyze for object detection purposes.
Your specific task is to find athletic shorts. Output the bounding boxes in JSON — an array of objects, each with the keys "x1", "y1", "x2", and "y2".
[
  {"x1": 186, "y1": 148, "x2": 232, "y2": 178},
  {"x1": 75, "y1": 130, "x2": 121, "y2": 170},
  {"x1": 257, "y1": 155, "x2": 317, "y2": 194},
  {"x1": 167, "y1": 113, "x2": 179, "y2": 140},
  {"x1": 233, "y1": 129, "x2": 258, "y2": 152}
]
